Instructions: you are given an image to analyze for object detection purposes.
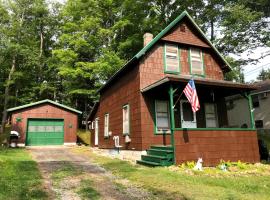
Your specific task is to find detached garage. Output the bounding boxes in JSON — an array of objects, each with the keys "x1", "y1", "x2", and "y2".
[{"x1": 7, "y1": 99, "x2": 82, "y2": 146}]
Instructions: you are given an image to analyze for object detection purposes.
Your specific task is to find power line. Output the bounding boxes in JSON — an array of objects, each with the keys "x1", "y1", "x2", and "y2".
[{"x1": 244, "y1": 62, "x2": 270, "y2": 76}]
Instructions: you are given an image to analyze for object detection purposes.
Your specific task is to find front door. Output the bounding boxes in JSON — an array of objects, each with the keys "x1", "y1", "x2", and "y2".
[
  {"x1": 180, "y1": 100, "x2": 197, "y2": 128},
  {"x1": 94, "y1": 118, "x2": 99, "y2": 146}
]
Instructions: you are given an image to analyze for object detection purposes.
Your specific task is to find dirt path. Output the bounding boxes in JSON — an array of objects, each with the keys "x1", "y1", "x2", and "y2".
[{"x1": 29, "y1": 146, "x2": 153, "y2": 200}]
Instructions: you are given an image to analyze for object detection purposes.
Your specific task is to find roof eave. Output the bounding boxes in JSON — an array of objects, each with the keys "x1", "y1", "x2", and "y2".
[{"x1": 7, "y1": 99, "x2": 82, "y2": 114}]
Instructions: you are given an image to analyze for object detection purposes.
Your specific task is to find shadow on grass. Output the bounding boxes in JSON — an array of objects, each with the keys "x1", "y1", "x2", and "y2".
[{"x1": 77, "y1": 179, "x2": 101, "y2": 200}]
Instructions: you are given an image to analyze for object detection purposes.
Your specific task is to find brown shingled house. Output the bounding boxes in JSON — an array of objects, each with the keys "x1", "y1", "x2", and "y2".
[{"x1": 89, "y1": 11, "x2": 260, "y2": 166}]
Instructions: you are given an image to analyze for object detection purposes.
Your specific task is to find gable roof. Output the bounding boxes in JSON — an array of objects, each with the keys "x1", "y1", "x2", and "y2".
[
  {"x1": 7, "y1": 99, "x2": 82, "y2": 114},
  {"x1": 99, "y1": 10, "x2": 232, "y2": 93}
]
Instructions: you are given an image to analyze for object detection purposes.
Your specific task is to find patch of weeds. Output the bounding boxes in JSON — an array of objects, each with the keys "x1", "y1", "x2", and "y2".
[
  {"x1": 52, "y1": 162, "x2": 81, "y2": 183},
  {"x1": 179, "y1": 161, "x2": 196, "y2": 169},
  {"x1": 76, "y1": 179, "x2": 101, "y2": 200}
]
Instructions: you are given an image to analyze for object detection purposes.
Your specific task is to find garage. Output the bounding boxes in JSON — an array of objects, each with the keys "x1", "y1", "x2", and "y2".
[{"x1": 7, "y1": 99, "x2": 82, "y2": 146}]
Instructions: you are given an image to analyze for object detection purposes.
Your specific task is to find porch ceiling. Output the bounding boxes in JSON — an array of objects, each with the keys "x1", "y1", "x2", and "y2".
[{"x1": 141, "y1": 75, "x2": 258, "y2": 96}]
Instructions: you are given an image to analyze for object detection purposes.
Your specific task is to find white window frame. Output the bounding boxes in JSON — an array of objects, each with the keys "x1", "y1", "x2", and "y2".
[
  {"x1": 122, "y1": 104, "x2": 130, "y2": 135},
  {"x1": 155, "y1": 100, "x2": 170, "y2": 133},
  {"x1": 204, "y1": 103, "x2": 218, "y2": 128},
  {"x1": 104, "y1": 113, "x2": 109, "y2": 137},
  {"x1": 190, "y1": 48, "x2": 204, "y2": 76},
  {"x1": 94, "y1": 118, "x2": 99, "y2": 145},
  {"x1": 164, "y1": 44, "x2": 180, "y2": 73}
]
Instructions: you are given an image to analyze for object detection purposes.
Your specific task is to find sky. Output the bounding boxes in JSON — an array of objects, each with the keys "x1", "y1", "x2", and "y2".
[{"x1": 241, "y1": 47, "x2": 270, "y2": 82}]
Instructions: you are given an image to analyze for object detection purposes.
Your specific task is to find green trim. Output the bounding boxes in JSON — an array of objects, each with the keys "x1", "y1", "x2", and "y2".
[
  {"x1": 122, "y1": 104, "x2": 130, "y2": 135},
  {"x1": 99, "y1": 10, "x2": 232, "y2": 93},
  {"x1": 189, "y1": 48, "x2": 205, "y2": 77},
  {"x1": 168, "y1": 85, "x2": 176, "y2": 164},
  {"x1": 174, "y1": 128, "x2": 256, "y2": 131},
  {"x1": 7, "y1": 99, "x2": 82, "y2": 114},
  {"x1": 164, "y1": 43, "x2": 180, "y2": 74},
  {"x1": 248, "y1": 94, "x2": 255, "y2": 129},
  {"x1": 154, "y1": 100, "x2": 171, "y2": 135}
]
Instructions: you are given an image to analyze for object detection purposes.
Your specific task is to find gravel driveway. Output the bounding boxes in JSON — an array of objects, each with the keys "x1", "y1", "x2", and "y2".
[{"x1": 29, "y1": 146, "x2": 152, "y2": 200}]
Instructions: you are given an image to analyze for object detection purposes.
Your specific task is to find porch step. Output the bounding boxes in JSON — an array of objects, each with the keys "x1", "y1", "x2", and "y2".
[
  {"x1": 141, "y1": 155, "x2": 172, "y2": 166},
  {"x1": 137, "y1": 145, "x2": 174, "y2": 167},
  {"x1": 136, "y1": 160, "x2": 161, "y2": 167},
  {"x1": 147, "y1": 149, "x2": 173, "y2": 157},
  {"x1": 150, "y1": 145, "x2": 173, "y2": 151}
]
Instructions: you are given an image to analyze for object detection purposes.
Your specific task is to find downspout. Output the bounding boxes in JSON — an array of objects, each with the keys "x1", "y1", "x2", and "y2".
[
  {"x1": 168, "y1": 84, "x2": 176, "y2": 164},
  {"x1": 244, "y1": 92, "x2": 255, "y2": 129},
  {"x1": 247, "y1": 94, "x2": 255, "y2": 129}
]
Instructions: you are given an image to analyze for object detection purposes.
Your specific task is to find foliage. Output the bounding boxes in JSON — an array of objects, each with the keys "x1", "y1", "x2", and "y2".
[
  {"x1": 0, "y1": 148, "x2": 48, "y2": 199},
  {"x1": 179, "y1": 161, "x2": 196, "y2": 169},
  {"x1": 77, "y1": 129, "x2": 91, "y2": 145},
  {"x1": 257, "y1": 69, "x2": 270, "y2": 81}
]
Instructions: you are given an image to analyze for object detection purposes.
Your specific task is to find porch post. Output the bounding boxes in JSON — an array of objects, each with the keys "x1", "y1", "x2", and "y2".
[
  {"x1": 168, "y1": 84, "x2": 176, "y2": 164},
  {"x1": 247, "y1": 94, "x2": 255, "y2": 129}
]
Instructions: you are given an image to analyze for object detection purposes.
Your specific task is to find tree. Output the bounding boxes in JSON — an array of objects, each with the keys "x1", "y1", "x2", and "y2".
[{"x1": 257, "y1": 69, "x2": 270, "y2": 81}]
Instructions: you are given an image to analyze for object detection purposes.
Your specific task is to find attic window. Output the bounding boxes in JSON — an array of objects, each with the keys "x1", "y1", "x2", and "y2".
[
  {"x1": 180, "y1": 25, "x2": 186, "y2": 32},
  {"x1": 164, "y1": 44, "x2": 180, "y2": 73},
  {"x1": 189, "y1": 48, "x2": 204, "y2": 76}
]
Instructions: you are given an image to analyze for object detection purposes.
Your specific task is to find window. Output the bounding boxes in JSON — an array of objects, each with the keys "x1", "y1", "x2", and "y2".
[
  {"x1": 190, "y1": 48, "x2": 204, "y2": 76},
  {"x1": 95, "y1": 118, "x2": 99, "y2": 145},
  {"x1": 252, "y1": 95, "x2": 260, "y2": 108},
  {"x1": 155, "y1": 100, "x2": 170, "y2": 132},
  {"x1": 123, "y1": 105, "x2": 130, "y2": 135},
  {"x1": 164, "y1": 44, "x2": 179, "y2": 73},
  {"x1": 255, "y1": 120, "x2": 263, "y2": 128},
  {"x1": 104, "y1": 114, "x2": 109, "y2": 137},
  {"x1": 205, "y1": 103, "x2": 218, "y2": 128}
]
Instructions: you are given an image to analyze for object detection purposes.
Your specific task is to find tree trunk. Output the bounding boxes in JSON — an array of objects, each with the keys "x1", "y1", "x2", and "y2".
[
  {"x1": 0, "y1": 56, "x2": 16, "y2": 134},
  {"x1": 210, "y1": 20, "x2": 214, "y2": 42}
]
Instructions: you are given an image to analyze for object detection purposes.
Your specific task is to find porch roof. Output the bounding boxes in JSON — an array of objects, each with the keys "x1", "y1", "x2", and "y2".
[{"x1": 141, "y1": 75, "x2": 257, "y2": 94}]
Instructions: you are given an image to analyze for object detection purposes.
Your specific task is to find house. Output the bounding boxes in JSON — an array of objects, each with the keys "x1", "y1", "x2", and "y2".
[
  {"x1": 7, "y1": 99, "x2": 82, "y2": 146},
  {"x1": 226, "y1": 80, "x2": 270, "y2": 130},
  {"x1": 89, "y1": 11, "x2": 260, "y2": 166},
  {"x1": 226, "y1": 80, "x2": 270, "y2": 157}
]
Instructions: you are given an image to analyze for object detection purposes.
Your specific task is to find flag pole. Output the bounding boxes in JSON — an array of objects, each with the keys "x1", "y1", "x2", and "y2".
[{"x1": 173, "y1": 90, "x2": 184, "y2": 108}]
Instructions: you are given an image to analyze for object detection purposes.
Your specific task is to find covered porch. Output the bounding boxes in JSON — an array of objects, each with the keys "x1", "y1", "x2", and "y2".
[{"x1": 137, "y1": 75, "x2": 260, "y2": 166}]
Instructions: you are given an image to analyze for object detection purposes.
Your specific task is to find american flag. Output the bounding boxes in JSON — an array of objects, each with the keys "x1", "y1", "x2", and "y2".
[{"x1": 183, "y1": 79, "x2": 200, "y2": 112}]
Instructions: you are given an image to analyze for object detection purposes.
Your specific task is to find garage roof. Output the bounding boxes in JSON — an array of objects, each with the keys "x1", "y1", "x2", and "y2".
[{"x1": 7, "y1": 99, "x2": 82, "y2": 114}]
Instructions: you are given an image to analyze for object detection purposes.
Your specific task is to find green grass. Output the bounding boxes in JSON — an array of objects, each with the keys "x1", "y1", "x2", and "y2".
[
  {"x1": 76, "y1": 179, "x2": 101, "y2": 200},
  {"x1": 51, "y1": 162, "x2": 81, "y2": 185},
  {"x1": 0, "y1": 148, "x2": 48, "y2": 200},
  {"x1": 77, "y1": 129, "x2": 90, "y2": 145},
  {"x1": 74, "y1": 147, "x2": 270, "y2": 200}
]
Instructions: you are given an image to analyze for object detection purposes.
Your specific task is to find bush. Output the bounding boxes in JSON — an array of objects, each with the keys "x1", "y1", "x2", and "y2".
[{"x1": 77, "y1": 129, "x2": 90, "y2": 145}]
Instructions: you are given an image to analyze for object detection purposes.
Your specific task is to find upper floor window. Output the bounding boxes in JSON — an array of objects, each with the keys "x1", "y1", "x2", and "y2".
[
  {"x1": 164, "y1": 44, "x2": 180, "y2": 73},
  {"x1": 190, "y1": 48, "x2": 204, "y2": 76}
]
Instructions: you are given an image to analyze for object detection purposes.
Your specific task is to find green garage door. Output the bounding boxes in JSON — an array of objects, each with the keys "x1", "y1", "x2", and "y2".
[{"x1": 26, "y1": 119, "x2": 64, "y2": 146}]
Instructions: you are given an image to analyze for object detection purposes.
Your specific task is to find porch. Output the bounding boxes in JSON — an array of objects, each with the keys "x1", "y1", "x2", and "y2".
[{"x1": 137, "y1": 75, "x2": 260, "y2": 166}]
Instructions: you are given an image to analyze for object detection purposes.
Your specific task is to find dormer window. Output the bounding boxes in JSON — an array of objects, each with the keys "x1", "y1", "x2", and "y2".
[
  {"x1": 189, "y1": 48, "x2": 204, "y2": 76},
  {"x1": 164, "y1": 44, "x2": 180, "y2": 73}
]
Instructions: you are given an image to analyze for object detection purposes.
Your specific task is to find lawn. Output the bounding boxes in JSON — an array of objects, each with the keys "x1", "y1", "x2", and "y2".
[
  {"x1": 0, "y1": 148, "x2": 48, "y2": 200},
  {"x1": 74, "y1": 147, "x2": 270, "y2": 200}
]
